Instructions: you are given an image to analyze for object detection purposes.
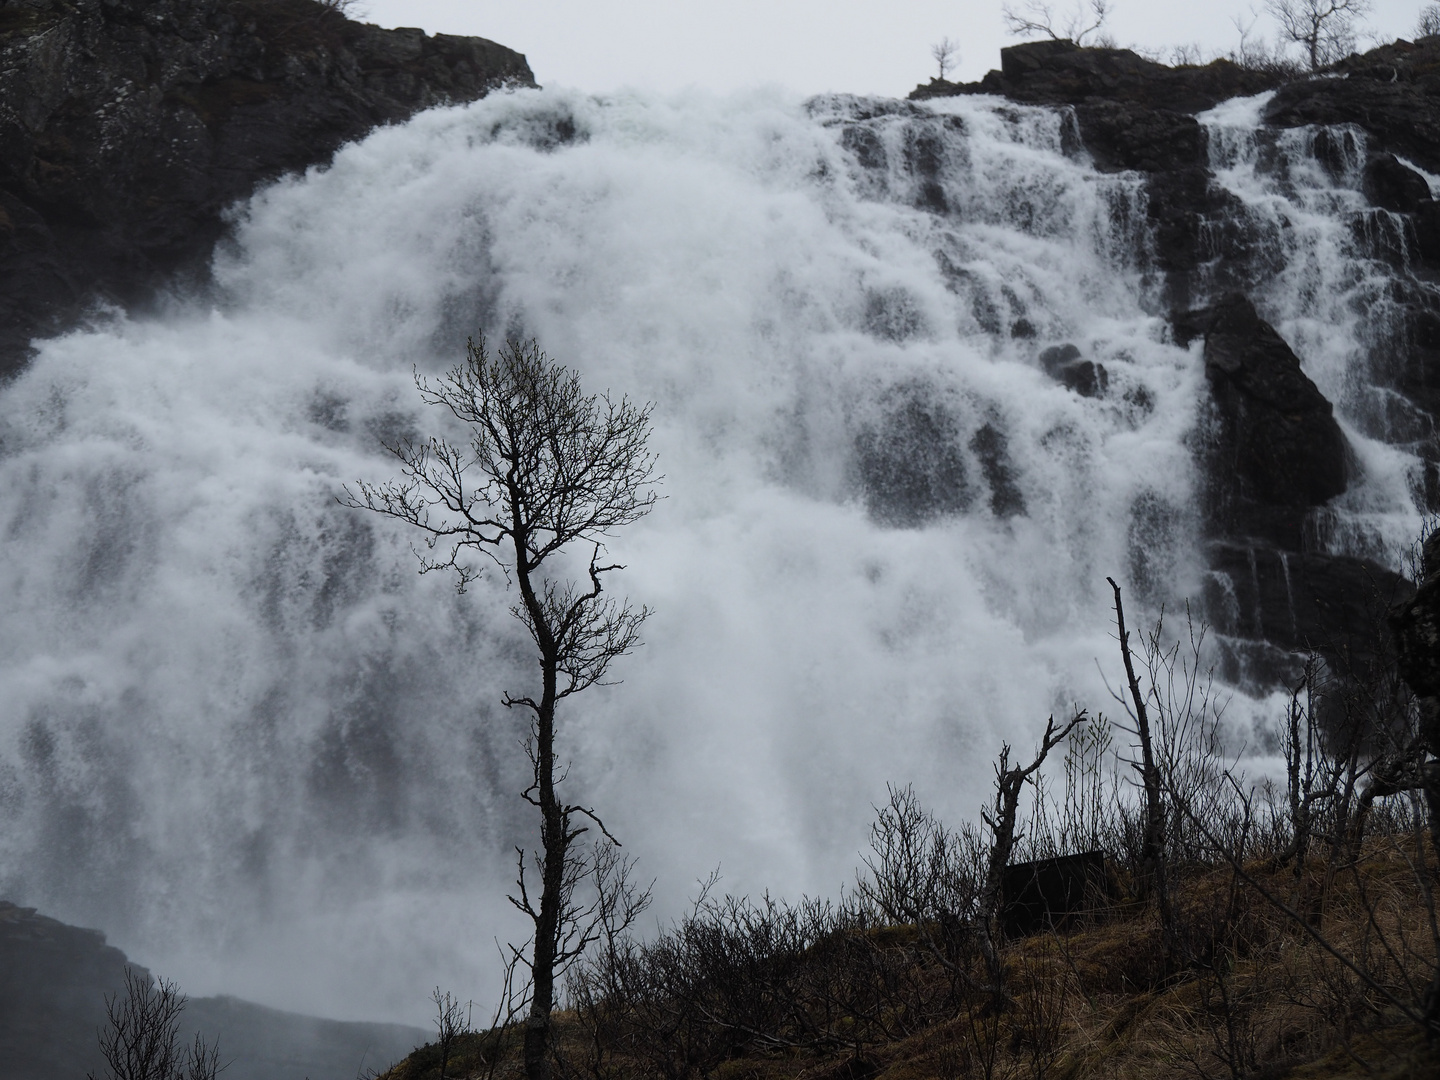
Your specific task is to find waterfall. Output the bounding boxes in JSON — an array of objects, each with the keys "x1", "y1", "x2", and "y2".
[
  {"x1": 0, "y1": 84, "x2": 1417, "y2": 1022},
  {"x1": 1198, "y1": 91, "x2": 1427, "y2": 565}
]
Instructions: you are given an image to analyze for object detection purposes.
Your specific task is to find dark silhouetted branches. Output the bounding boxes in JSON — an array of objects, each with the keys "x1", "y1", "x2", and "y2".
[
  {"x1": 347, "y1": 334, "x2": 659, "y2": 1080},
  {"x1": 1001, "y1": 0, "x2": 1112, "y2": 45},
  {"x1": 90, "y1": 968, "x2": 221, "y2": 1080}
]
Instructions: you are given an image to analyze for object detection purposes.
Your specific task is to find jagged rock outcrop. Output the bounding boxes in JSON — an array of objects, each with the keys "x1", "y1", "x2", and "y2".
[
  {"x1": 913, "y1": 42, "x2": 1285, "y2": 311},
  {"x1": 1174, "y1": 294, "x2": 1406, "y2": 674},
  {"x1": 0, "y1": 899, "x2": 426, "y2": 1080},
  {"x1": 911, "y1": 39, "x2": 1283, "y2": 113},
  {"x1": 1175, "y1": 294, "x2": 1349, "y2": 546},
  {"x1": 1363, "y1": 153, "x2": 1433, "y2": 214},
  {"x1": 0, "y1": 0, "x2": 533, "y2": 377}
]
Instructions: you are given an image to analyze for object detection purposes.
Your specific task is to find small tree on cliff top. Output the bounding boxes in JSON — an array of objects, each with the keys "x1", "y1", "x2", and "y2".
[{"x1": 345, "y1": 335, "x2": 659, "y2": 1080}]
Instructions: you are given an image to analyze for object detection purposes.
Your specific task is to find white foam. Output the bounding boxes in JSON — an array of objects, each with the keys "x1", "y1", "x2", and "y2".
[{"x1": 0, "y1": 83, "x2": 1384, "y2": 1023}]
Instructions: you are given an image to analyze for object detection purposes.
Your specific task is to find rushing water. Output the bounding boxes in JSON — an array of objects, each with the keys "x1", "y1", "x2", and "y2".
[
  {"x1": 1198, "y1": 92, "x2": 1429, "y2": 565},
  {"x1": 0, "y1": 85, "x2": 1423, "y2": 1023}
]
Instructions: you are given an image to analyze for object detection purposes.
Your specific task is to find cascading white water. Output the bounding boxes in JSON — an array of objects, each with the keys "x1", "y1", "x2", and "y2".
[
  {"x1": 1197, "y1": 92, "x2": 1427, "y2": 566},
  {"x1": 0, "y1": 83, "x2": 1402, "y2": 1023}
]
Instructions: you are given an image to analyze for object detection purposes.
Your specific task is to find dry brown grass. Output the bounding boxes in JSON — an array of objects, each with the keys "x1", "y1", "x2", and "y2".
[{"x1": 377, "y1": 833, "x2": 1439, "y2": 1080}]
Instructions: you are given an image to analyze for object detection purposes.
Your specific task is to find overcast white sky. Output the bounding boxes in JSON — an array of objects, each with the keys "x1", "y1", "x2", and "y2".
[{"x1": 359, "y1": 1, "x2": 1429, "y2": 98}]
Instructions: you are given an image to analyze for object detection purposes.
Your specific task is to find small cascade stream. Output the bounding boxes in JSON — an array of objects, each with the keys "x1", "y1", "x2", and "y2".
[
  {"x1": 0, "y1": 84, "x2": 1425, "y2": 1022},
  {"x1": 1198, "y1": 92, "x2": 1429, "y2": 564}
]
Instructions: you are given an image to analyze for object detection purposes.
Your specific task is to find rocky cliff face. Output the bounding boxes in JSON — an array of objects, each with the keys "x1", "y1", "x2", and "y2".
[
  {"x1": 917, "y1": 39, "x2": 1440, "y2": 678},
  {"x1": 0, "y1": 0, "x2": 533, "y2": 377}
]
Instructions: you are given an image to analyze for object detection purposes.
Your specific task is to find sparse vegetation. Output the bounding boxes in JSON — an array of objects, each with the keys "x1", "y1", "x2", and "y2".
[
  {"x1": 930, "y1": 38, "x2": 960, "y2": 81},
  {"x1": 89, "y1": 968, "x2": 221, "y2": 1080},
  {"x1": 378, "y1": 538, "x2": 1439, "y2": 1079},
  {"x1": 1422, "y1": 4, "x2": 1440, "y2": 38},
  {"x1": 1001, "y1": 0, "x2": 1114, "y2": 47}
]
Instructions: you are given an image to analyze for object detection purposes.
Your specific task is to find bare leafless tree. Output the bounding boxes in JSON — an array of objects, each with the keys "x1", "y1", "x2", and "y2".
[
  {"x1": 430, "y1": 989, "x2": 467, "y2": 1080},
  {"x1": 1001, "y1": 0, "x2": 1112, "y2": 45},
  {"x1": 1421, "y1": 4, "x2": 1440, "y2": 38},
  {"x1": 1265, "y1": 0, "x2": 1370, "y2": 69},
  {"x1": 345, "y1": 335, "x2": 659, "y2": 1080},
  {"x1": 976, "y1": 712, "x2": 1087, "y2": 1001},
  {"x1": 90, "y1": 968, "x2": 221, "y2": 1080},
  {"x1": 930, "y1": 37, "x2": 960, "y2": 80},
  {"x1": 1105, "y1": 579, "x2": 1169, "y2": 923}
]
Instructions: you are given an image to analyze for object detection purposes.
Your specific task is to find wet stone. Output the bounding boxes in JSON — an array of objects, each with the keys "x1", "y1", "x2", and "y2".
[
  {"x1": 1362, "y1": 153, "x2": 1432, "y2": 214},
  {"x1": 1039, "y1": 342, "x2": 1108, "y2": 398}
]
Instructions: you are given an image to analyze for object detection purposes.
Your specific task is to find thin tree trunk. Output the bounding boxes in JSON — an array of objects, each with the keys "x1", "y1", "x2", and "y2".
[
  {"x1": 515, "y1": 523, "x2": 566, "y2": 1080},
  {"x1": 1107, "y1": 579, "x2": 1169, "y2": 933}
]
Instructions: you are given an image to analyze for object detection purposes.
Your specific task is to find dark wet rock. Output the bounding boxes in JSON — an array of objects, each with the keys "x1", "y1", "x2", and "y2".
[
  {"x1": 1362, "y1": 153, "x2": 1432, "y2": 213},
  {"x1": 855, "y1": 392, "x2": 971, "y2": 527},
  {"x1": 1127, "y1": 492, "x2": 1185, "y2": 600},
  {"x1": 1205, "y1": 543, "x2": 1410, "y2": 662},
  {"x1": 1391, "y1": 534, "x2": 1440, "y2": 803},
  {"x1": 1039, "y1": 342, "x2": 1108, "y2": 398},
  {"x1": 1073, "y1": 102, "x2": 1205, "y2": 173},
  {"x1": 1412, "y1": 198, "x2": 1440, "y2": 265},
  {"x1": 1311, "y1": 127, "x2": 1357, "y2": 180},
  {"x1": 1038, "y1": 342, "x2": 1106, "y2": 396},
  {"x1": 1392, "y1": 297, "x2": 1440, "y2": 422},
  {"x1": 1176, "y1": 294, "x2": 1349, "y2": 547},
  {"x1": 841, "y1": 124, "x2": 886, "y2": 171},
  {"x1": 1264, "y1": 39, "x2": 1440, "y2": 175},
  {"x1": 969, "y1": 422, "x2": 1026, "y2": 518},
  {"x1": 912, "y1": 40, "x2": 1284, "y2": 113},
  {"x1": 1040, "y1": 343, "x2": 1082, "y2": 368},
  {"x1": 0, "y1": 0, "x2": 533, "y2": 378},
  {"x1": 0, "y1": 899, "x2": 425, "y2": 1080}
]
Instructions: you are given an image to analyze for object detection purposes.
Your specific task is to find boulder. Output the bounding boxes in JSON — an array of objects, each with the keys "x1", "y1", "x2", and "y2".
[
  {"x1": 1039, "y1": 342, "x2": 1108, "y2": 398},
  {"x1": 0, "y1": 0, "x2": 534, "y2": 377},
  {"x1": 1176, "y1": 294, "x2": 1349, "y2": 545},
  {"x1": 1362, "y1": 153, "x2": 1432, "y2": 213}
]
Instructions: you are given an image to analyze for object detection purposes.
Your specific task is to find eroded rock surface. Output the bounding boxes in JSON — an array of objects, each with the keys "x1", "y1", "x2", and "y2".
[{"x1": 0, "y1": 0, "x2": 533, "y2": 376}]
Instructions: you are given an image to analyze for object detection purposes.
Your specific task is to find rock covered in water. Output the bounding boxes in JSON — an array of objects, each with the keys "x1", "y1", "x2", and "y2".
[{"x1": 0, "y1": 0, "x2": 533, "y2": 376}]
